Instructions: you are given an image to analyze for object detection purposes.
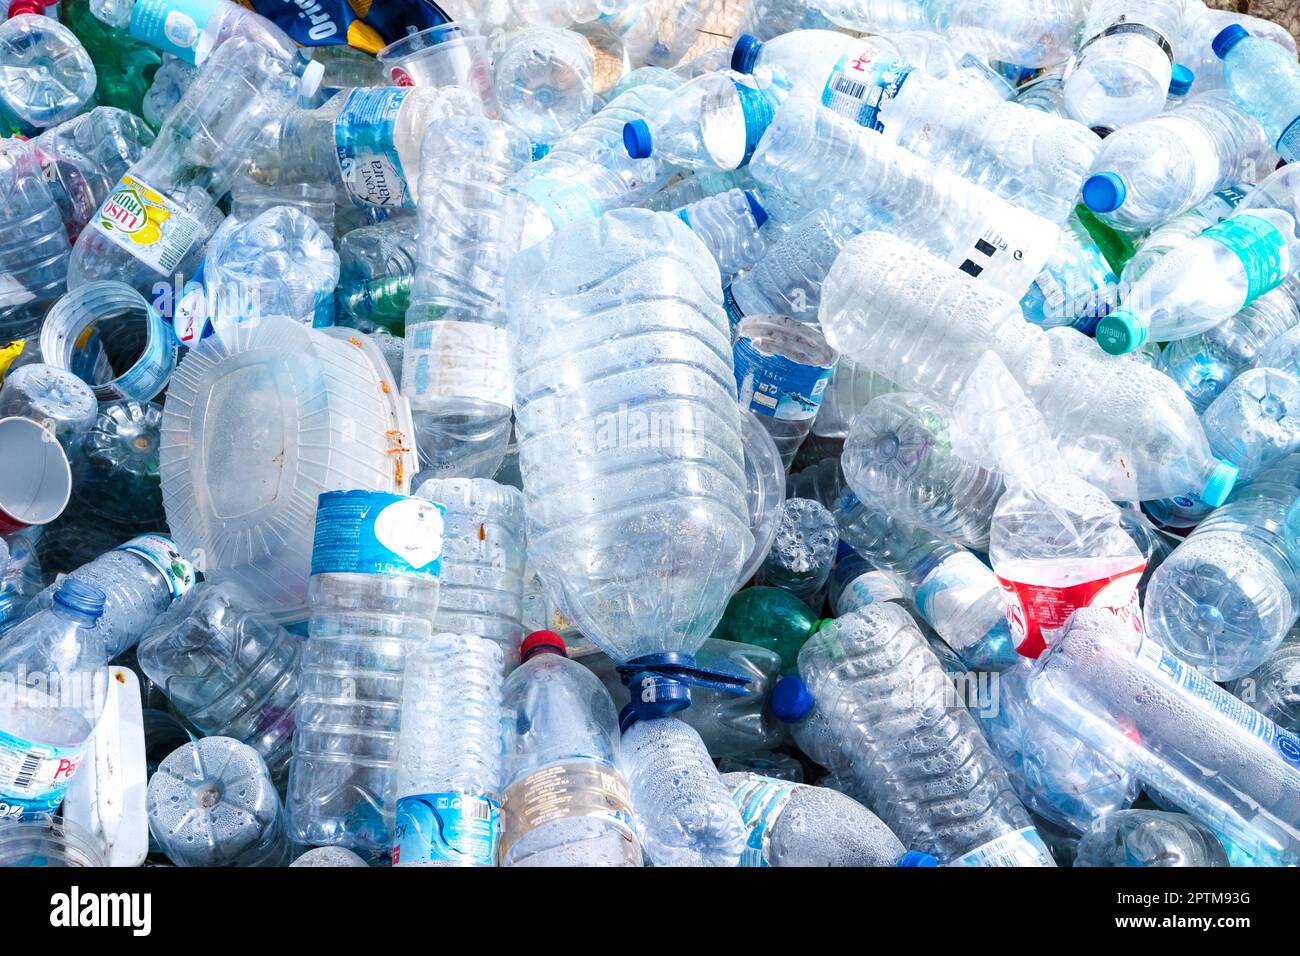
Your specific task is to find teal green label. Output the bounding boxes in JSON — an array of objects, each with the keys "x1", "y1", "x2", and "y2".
[{"x1": 1202, "y1": 215, "x2": 1288, "y2": 304}]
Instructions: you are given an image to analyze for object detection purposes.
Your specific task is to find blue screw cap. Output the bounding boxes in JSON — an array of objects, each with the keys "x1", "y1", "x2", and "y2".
[
  {"x1": 771, "y1": 675, "x2": 814, "y2": 723},
  {"x1": 1082, "y1": 172, "x2": 1126, "y2": 213},
  {"x1": 1201, "y1": 459, "x2": 1239, "y2": 507},
  {"x1": 732, "y1": 34, "x2": 763, "y2": 74},
  {"x1": 623, "y1": 119, "x2": 653, "y2": 159},
  {"x1": 1094, "y1": 307, "x2": 1147, "y2": 355},
  {"x1": 1169, "y1": 64, "x2": 1194, "y2": 96},
  {"x1": 1213, "y1": 24, "x2": 1250, "y2": 60},
  {"x1": 897, "y1": 851, "x2": 939, "y2": 867}
]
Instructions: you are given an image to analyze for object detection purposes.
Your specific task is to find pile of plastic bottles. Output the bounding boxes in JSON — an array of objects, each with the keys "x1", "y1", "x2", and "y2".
[{"x1": 2, "y1": 0, "x2": 1300, "y2": 870}]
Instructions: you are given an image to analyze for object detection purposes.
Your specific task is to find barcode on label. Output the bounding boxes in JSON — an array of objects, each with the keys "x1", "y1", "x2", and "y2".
[
  {"x1": 13, "y1": 752, "x2": 40, "y2": 791},
  {"x1": 463, "y1": 798, "x2": 494, "y2": 821},
  {"x1": 830, "y1": 74, "x2": 868, "y2": 100}
]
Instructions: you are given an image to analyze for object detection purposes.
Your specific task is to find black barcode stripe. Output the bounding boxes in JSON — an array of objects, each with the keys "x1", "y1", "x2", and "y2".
[
  {"x1": 13, "y1": 752, "x2": 41, "y2": 791},
  {"x1": 831, "y1": 75, "x2": 867, "y2": 99}
]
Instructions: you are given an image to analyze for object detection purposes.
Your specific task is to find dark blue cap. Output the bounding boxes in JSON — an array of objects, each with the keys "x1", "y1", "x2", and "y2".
[
  {"x1": 743, "y1": 189, "x2": 768, "y2": 228},
  {"x1": 1213, "y1": 24, "x2": 1250, "y2": 59},
  {"x1": 1169, "y1": 64, "x2": 1194, "y2": 96},
  {"x1": 897, "y1": 851, "x2": 939, "y2": 867},
  {"x1": 771, "y1": 675, "x2": 814, "y2": 723},
  {"x1": 623, "y1": 119, "x2": 652, "y2": 159},
  {"x1": 1082, "y1": 172, "x2": 1126, "y2": 212},
  {"x1": 732, "y1": 34, "x2": 763, "y2": 73},
  {"x1": 54, "y1": 579, "x2": 106, "y2": 619}
]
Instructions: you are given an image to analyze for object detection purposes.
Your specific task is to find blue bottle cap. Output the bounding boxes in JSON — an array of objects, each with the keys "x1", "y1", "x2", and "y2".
[
  {"x1": 1094, "y1": 307, "x2": 1147, "y2": 354},
  {"x1": 1082, "y1": 172, "x2": 1126, "y2": 213},
  {"x1": 743, "y1": 189, "x2": 768, "y2": 228},
  {"x1": 771, "y1": 675, "x2": 814, "y2": 723},
  {"x1": 54, "y1": 579, "x2": 106, "y2": 619},
  {"x1": 1169, "y1": 64, "x2": 1194, "y2": 96},
  {"x1": 623, "y1": 119, "x2": 653, "y2": 159},
  {"x1": 897, "y1": 850, "x2": 939, "y2": 867},
  {"x1": 1201, "y1": 459, "x2": 1239, "y2": 507},
  {"x1": 732, "y1": 34, "x2": 763, "y2": 74},
  {"x1": 1213, "y1": 24, "x2": 1250, "y2": 60}
]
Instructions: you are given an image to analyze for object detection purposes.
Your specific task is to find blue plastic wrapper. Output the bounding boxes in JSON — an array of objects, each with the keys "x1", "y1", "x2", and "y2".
[{"x1": 243, "y1": 0, "x2": 452, "y2": 53}]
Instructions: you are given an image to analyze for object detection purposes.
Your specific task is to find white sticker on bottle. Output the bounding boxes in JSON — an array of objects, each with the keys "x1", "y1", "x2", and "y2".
[
  {"x1": 948, "y1": 826, "x2": 1055, "y2": 867},
  {"x1": 946, "y1": 210, "x2": 1060, "y2": 299},
  {"x1": 0, "y1": 729, "x2": 86, "y2": 818},
  {"x1": 403, "y1": 320, "x2": 513, "y2": 408},
  {"x1": 93, "y1": 173, "x2": 206, "y2": 278}
]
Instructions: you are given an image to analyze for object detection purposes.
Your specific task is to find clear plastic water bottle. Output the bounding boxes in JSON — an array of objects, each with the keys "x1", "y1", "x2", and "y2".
[
  {"x1": 0, "y1": 137, "x2": 71, "y2": 340},
  {"x1": 826, "y1": 543, "x2": 907, "y2": 617},
  {"x1": 1215, "y1": 24, "x2": 1300, "y2": 164},
  {"x1": 735, "y1": 0, "x2": 839, "y2": 40},
  {"x1": 147, "y1": 736, "x2": 290, "y2": 867},
  {"x1": 786, "y1": 603, "x2": 1055, "y2": 865},
  {"x1": 843, "y1": 391, "x2": 1004, "y2": 550},
  {"x1": 0, "y1": 363, "x2": 97, "y2": 455},
  {"x1": 1020, "y1": 210, "x2": 1120, "y2": 331},
  {"x1": 335, "y1": 219, "x2": 416, "y2": 332},
  {"x1": 0, "y1": 533, "x2": 43, "y2": 635},
  {"x1": 1081, "y1": 93, "x2": 1273, "y2": 233},
  {"x1": 0, "y1": 579, "x2": 106, "y2": 818},
  {"x1": 1145, "y1": 454, "x2": 1300, "y2": 681},
  {"x1": 500, "y1": 631, "x2": 642, "y2": 866},
  {"x1": 724, "y1": 206, "x2": 859, "y2": 327},
  {"x1": 1074, "y1": 809, "x2": 1230, "y2": 866},
  {"x1": 203, "y1": 206, "x2": 340, "y2": 333},
  {"x1": 71, "y1": 400, "x2": 166, "y2": 531},
  {"x1": 249, "y1": 85, "x2": 481, "y2": 210},
  {"x1": 20, "y1": 534, "x2": 194, "y2": 660},
  {"x1": 1064, "y1": 0, "x2": 1187, "y2": 132},
  {"x1": 806, "y1": 0, "x2": 1084, "y2": 68},
  {"x1": 833, "y1": 491, "x2": 1018, "y2": 671},
  {"x1": 90, "y1": 0, "x2": 306, "y2": 71},
  {"x1": 1178, "y1": 3, "x2": 1295, "y2": 95},
  {"x1": 979, "y1": 658, "x2": 1139, "y2": 834},
  {"x1": 724, "y1": 771, "x2": 934, "y2": 866},
  {"x1": 493, "y1": 27, "x2": 594, "y2": 146},
  {"x1": 286, "y1": 490, "x2": 445, "y2": 856},
  {"x1": 392, "y1": 633, "x2": 504, "y2": 867},
  {"x1": 758, "y1": 498, "x2": 839, "y2": 607},
  {"x1": 1098, "y1": 208, "x2": 1300, "y2": 354},
  {"x1": 620, "y1": 715, "x2": 746, "y2": 866},
  {"x1": 0, "y1": 14, "x2": 97, "y2": 133},
  {"x1": 403, "y1": 116, "x2": 530, "y2": 482},
  {"x1": 414, "y1": 477, "x2": 527, "y2": 671},
  {"x1": 732, "y1": 314, "x2": 836, "y2": 468},
  {"x1": 1120, "y1": 184, "x2": 1252, "y2": 283},
  {"x1": 291, "y1": 846, "x2": 369, "y2": 867},
  {"x1": 621, "y1": 70, "x2": 780, "y2": 170},
  {"x1": 811, "y1": 354, "x2": 898, "y2": 441},
  {"x1": 518, "y1": 84, "x2": 677, "y2": 237},
  {"x1": 1202, "y1": 367, "x2": 1300, "y2": 482},
  {"x1": 1233, "y1": 631, "x2": 1300, "y2": 734},
  {"x1": 751, "y1": 98, "x2": 1063, "y2": 300},
  {"x1": 1028, "y1": 607, "x2": 1300, "y2": 865},
  {"x1": 141, "y1": 55, "x2": 197, "y2": 128},
  {"x1": 820, "y1": 231, "x2": 1239, "y2": 504},
  {"x1": 136, "y1": 581, "x2": 302, "y2": 776},
  {"x1": 0, "y1": 813, "x2": 106, "y2": 866},
  {"x1": 228, "y1": 176, "x2": 336, "y2": 240},
  {"x1": 674, "y1": 187, "x2": 768, "y2": 279},
  {"x1": 786, "y1": 455, "x2": 847, "y2": 509},
  {"x1": 68, "y1": 37, "x2": 301, "y2": 294},
  {"x1": 507, "y1": 208, "x2": 751, "y2": 668}
]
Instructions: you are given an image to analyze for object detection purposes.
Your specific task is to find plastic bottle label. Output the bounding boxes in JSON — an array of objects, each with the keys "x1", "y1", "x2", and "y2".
[
  {"x1": 733, "y1": 336, "x2": 833, "y2": 422},
  {"x1": 730, "y1": 776, "x2": 798, "y2": 867},
  {"x1": 127, "y1": 0, "x2": 225, "y2": 64},
  {"x1": 947, "y1": 212, "x2": 1059, "y2": 299},
  {"x1": 392, "y1": 792, "x2": 500, "y2": 866},
  {"x1": 837, "y1": 570, "x2": 904, "y2": 614},
  {"x1": 1202, "y1": 215, "x2": 1289, "y2": 304},
  {"x1": 1275, "y1": 115, "x2": 1300, "y2": 164},
  {"x1": 1079, "y1": 20, "x2": 1174, "y2": 67},
  {"x1": 117, "y1": 535, "x2": 196, "y2": 601},
  {"x1": 722, "y1": 284, "x2": 746, "y2": 331},
  {"x1": 165, "y1": 263, "x2": 213, "y2": 348},
  {"x1": 310, "y1": 492, "x2": 446, "y2": 579},
  {"x1": 0, "y1": 729, "x2": 85, "y2": 818},
  {"x1": 1193, "y1": 186, "x2": 1250, "y2": 224},
  {"x1": 996, "y1": 560, "x2": 1145, "y2": 659},
  {"x1": 499, "y1": 762, "x2": 639, "y2": 862},
  {"x1": 916, "y1": 552, "x2": 994, "y2": 633},
  {"x1": 404, "y1": 320, "x2": 512, "y2": 408},
  {"x1": 820, "y1": 41, "x2": 913, "y2": 132},
  {"x1": 93, "y1": 173, "x2": 206, "y2": 278},
  {"x1": 949, "y1": 826, "x2": 1055, "y2": 867},
  {"x1": 1134, "y1": 635, "x2": 1300, "y2": 769},
  {"x1": 334, "y1": 88, "x2": 413, "y2": 208}
]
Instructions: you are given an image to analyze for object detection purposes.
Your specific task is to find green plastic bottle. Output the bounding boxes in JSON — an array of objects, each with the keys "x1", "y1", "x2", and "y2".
[
  {"x1": 1073, "y1": 204, "x2": 1140, "y2": 277},
  {"x1": 61, "y1": 1, "x2": 162, "y2": 121},
  {"x1": 709, "y1": 587, "x2": 824, "y2": 676}
]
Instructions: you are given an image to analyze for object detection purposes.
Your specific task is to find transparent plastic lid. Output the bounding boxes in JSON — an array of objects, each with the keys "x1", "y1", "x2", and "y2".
[{"x1": 160, "y1": 317, "x2": 414, "y2": 621}]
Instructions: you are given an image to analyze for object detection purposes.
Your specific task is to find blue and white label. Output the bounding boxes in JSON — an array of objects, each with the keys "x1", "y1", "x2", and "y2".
[
  {"x1": 393, "y1": 791, "x2": 500, "y2": 867},
  {"x1": 838, "y1": 570, "x2": 904, "y2": 614},
  {"x1": 915, "y1": 552, "x2": 996, "y2": 627},
  {"x1": 118, "y1": 534, "x2": 195, "y2": 601},
  {"x1": 127, "y1": 0, "x2": 225, "y2": 63},
  {"x1": 0, "y1": 729, "x2": 85, "y2": 818},
  {"x1": 1275, "y1": 115, "x2": 1300, "y2": 165},
  {"x1": 311, "y1": 491, "x2": 445, "y2": 579},
  {"x1": 948, "y1": 826, "x2": 1055, "y2": 867},
  {"x1": 820, "y1": 41, "x2": 912, "y2": 132},
  {"x1": 335, "y1": 88, "x2": 413, "y2": 208},
  {"x1": 733, "y1": 336, "x2": 833, "y2": 422},
  {"x1": 1136, "y1": 635, "x2": 1300, "y2": 770},
  {"x1": 730, "y1": 776, "x2": 799, "y2": 867}
]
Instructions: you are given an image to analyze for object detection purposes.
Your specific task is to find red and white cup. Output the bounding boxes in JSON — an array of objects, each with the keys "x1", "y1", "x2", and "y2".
[{"x1": 0, "y1": 415, "x2": 72, "y2": 534}]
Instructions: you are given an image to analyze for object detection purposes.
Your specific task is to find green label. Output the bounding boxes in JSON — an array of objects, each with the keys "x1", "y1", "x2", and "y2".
[{"x1": 1202, "y1": 214, "x2": 1288, "y2": 304}]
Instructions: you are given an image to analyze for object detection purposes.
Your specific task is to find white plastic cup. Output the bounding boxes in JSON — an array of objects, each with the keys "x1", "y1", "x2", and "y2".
[
  {"x1": 378, "y1": 21, "x2": 500, "y2": 118},
  {"x1": 0, "y1": 415, "x2": 72, "y2": 533}
]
